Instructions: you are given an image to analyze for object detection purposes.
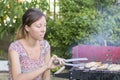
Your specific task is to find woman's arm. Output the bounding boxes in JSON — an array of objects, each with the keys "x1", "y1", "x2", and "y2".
[
  {"x1": 42, "y1": 51, "x2": 51, "y2": 80},
  {"x1": 9, "y1": 50, "x2": 50, "y2": 80}
]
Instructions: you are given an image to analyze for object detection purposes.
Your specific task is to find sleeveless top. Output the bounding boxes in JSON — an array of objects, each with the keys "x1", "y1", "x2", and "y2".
[{"x1": 8, "y1": 40, "x2": 50, "y2": 80}]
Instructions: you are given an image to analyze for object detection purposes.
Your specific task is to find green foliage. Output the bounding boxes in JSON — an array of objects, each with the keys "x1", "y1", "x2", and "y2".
[
  {"x1": 0, "y1": 0, "x2": 49, "y2": 39},
  {"x1": 0, "y1": 50, "x2": 7, "y2": 60},
  {"x1": 51, "y1": 66, "x2": 61, "y2": 73},
  {"x1": 46, "y1": 0, "x2": 117, "y2": 58}
]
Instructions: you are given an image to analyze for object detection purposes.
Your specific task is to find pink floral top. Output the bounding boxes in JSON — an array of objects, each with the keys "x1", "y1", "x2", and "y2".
[{"x1": 8, "y1": 40, "x2": 50, "y2": 80}]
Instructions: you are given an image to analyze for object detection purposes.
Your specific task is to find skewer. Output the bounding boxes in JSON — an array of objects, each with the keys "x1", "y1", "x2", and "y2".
[
  {"x1": 65, "y1": 58, "x2": 88, "y2": 62},
  {"x1": 53, "y1": 58, "x2": 88, "y2": 66},
  {"x1": 64, "y1": 63, "x2": 82, "y2": 67}
]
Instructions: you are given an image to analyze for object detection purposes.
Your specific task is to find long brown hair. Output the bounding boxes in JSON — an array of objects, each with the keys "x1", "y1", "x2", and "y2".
[{"x1": 15, "y1": 8, "x2": 45, "y2": 40}]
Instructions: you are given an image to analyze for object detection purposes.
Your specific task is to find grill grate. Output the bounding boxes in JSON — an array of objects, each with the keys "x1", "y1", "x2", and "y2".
[{"x1": 54, "y1": 68, "x2": 120, "y2": 80}]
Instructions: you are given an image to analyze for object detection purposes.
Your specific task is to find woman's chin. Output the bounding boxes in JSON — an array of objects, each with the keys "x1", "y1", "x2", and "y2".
[{"x1": 38, "y1": 38, "x2": 44, "y2": 41}]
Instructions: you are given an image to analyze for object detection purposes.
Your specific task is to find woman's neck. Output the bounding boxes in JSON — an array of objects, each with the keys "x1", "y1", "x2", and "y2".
[{"x1": 24, "y1": 37, "x2": 39, "y2": 47}]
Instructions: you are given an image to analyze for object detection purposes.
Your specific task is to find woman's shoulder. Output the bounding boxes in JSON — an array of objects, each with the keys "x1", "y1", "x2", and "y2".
[
  {"x1": 9, "y1": 40, "x2": 21, "y2": 51},
  {"x1": 9, "y1": 40, "x2": 20, "y2": 46}
]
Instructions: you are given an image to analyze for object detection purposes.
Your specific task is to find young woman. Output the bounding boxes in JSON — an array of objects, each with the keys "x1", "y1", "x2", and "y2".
[{"x1": 8, "y1": 8, "x2": 65, "y2": 80}]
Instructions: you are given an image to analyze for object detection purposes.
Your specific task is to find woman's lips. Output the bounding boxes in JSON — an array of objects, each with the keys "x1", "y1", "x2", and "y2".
[{"x1": 40, "y1": 35, "x2": 44, "y2": 38}]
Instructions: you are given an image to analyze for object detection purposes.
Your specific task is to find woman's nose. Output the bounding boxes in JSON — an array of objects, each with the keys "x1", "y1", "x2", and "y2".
[{"x1": 41, "y1": 26, "x2": 46, "y2": 32}]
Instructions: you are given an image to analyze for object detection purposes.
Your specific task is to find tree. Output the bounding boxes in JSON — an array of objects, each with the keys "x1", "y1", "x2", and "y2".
[
  {"x1": 0, "y1": 0, "x2": 49, "y2": 38},
  {"x1": 46, "y1": 0, "x2": 118, "y2": 58}
]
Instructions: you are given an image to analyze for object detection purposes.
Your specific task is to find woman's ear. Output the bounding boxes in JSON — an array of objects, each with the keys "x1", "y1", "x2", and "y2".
[{"x1": 25, "y1": 25, "x2": 30, "y2": 32}]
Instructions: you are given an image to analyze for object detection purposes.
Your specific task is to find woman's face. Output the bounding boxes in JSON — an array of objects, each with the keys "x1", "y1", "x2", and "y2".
[{"x1": 25, "y1": 16, "x2": 46, "y2": 40}]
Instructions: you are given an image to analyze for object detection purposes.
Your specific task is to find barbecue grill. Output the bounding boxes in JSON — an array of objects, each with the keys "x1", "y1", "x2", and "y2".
[{"x1": 54, "y1": 45, "x2": 120, "y2": 80}]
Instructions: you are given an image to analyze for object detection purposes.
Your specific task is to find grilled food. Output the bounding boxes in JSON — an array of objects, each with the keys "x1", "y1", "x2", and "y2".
[
  {"x1": 85, "y1": 62, "x2": 102, "y2": 68},
  {"x1": 84, "y1": 61, "x2": 120, "y2": 71},
  {"x1": 97, "y1": 63, "x2": 109, "y2": 70},
  {"x1": 107, "y1": 64, "x2": 120, "y2": 71}
]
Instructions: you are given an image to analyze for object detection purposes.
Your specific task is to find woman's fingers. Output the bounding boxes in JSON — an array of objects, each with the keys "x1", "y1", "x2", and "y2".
[
  {"x1": 47, "y1": 56, "x2": 59, "y2": 69},
  {"x1": 53, "y1": 57, "x2": 66, "y2": 66},
  {"x1": 58, "y1": 58, "x2": 66, "y2": 66},
  {"x1": 47, "y1": 55, "x2": 66, "y2": 69}
]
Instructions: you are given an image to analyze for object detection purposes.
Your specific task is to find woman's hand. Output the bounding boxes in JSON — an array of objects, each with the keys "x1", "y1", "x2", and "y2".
[
  {"x1": 46, "y1": 55, "x2": 65, "y2": 69},
  {"x1": 55, "y1": 57, "x2": 65, "y2": 66}
]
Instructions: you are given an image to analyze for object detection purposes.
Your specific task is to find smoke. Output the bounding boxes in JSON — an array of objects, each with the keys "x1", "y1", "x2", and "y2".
[{"x1": 80, "y1": 4, "x2": 120, "y2": 46}]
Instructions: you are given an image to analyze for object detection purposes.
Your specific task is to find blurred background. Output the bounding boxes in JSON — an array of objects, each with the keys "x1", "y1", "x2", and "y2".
[{"x1": 0, "y1": 0, "x2": 120, "y2": 79}]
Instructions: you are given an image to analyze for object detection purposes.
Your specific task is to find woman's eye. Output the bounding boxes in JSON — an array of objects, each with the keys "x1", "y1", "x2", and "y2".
[{"x1": 36, "y1": 26, "x2": 41, "y2": 28}]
